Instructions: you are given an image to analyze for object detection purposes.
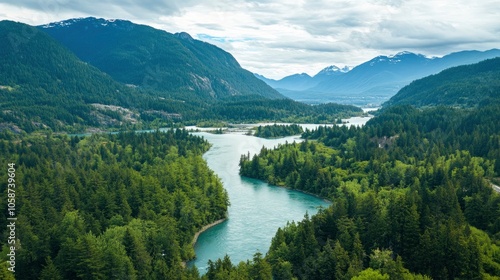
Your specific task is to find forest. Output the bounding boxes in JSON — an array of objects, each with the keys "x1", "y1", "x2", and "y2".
[
  {"x1": 0, "y1": 130, "x2": 228, "y2": 280},
  {"x1": 237, "y1": 103, "x2": 500, "y2": 279},
  {"x1": 1, "y1": 105, "x2": 499, "y2": 279},
  {"x1": 254, "y1": 124, "x2": 304, "y2": 138}
]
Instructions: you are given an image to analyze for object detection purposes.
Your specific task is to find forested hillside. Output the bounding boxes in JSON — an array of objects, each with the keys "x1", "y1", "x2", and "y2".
[
  {"x1": 41, "y1": 17, "x2": 283, "y2": 100},
  {"x1": 3, "y1": 13, "x2": 499, "y2": 280},
  {"x1": 0, "y1": 130, "x2": 228, "y2": 279},
  {"x1": 384, "y1": 57, "x2": 500, "y2": 108},
  {"x1": 237, "y1": 96, "x2": 500, "y2": 278},
  {"x1": 0, "y1": 20, "x2": 148, "y2": 132}
]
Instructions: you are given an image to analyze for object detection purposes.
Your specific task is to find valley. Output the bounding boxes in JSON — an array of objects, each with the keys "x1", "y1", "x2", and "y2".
[{"x1": 0, "y1": 13, "x2": 499, "y2": 280}]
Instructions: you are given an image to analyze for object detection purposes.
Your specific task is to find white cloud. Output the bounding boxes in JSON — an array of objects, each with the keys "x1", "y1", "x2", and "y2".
[{"x1": 0, "y1": 0, "x2": 499, "y2": 79}]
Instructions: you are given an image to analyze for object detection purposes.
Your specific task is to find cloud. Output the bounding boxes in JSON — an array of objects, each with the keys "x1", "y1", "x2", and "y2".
[
  {"x1": 266, "y1": 40, "x2": 348, "y2": 53},
  {"x1": 1, "y1": 0, "x2": 499, "y2": 79},
  {"x1": 196, "y1": 23, "x2": 224, "y2": 31}
]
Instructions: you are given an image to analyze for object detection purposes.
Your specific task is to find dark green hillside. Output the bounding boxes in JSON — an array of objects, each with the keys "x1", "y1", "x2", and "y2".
[
  {"x1": 4, "y1": 17, "x2": 361, "y2": 130},
  {"x1": 0, "y1": 20, "x2": 152, "y2": 132},
  {"x1": 41, "y1": 17, "x2": 284, "y2": 100},
  {"x1": 384, "y1": 57, "x2": 500, "y2": 108}
]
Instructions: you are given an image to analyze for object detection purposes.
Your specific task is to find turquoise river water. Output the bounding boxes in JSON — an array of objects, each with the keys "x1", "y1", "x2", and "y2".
[{"x1": 188, "y1": 132, "x2": 331, "y2": 272}]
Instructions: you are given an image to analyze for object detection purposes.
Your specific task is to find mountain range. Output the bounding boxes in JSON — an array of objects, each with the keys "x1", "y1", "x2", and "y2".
[
  {"x1": 254, "y1": 65, "x2": 350, "y2": 91},
  {"x1": 256, "y1": 49, "x2": 500, "y2": 106},
  {"x1": 0, "y1": 18, "x2": 362, "y2": 133}
]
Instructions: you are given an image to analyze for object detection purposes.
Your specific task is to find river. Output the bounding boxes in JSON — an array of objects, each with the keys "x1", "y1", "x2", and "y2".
[
  {"x1": 188, "y1": 132, "x2": 331, "y2": 272},
  {"x1": 188, "y1": 117, "x2": 374, "y2": 272},
  {"x1": 69, "y1": 114, "x2": 373, "y2": 271}
]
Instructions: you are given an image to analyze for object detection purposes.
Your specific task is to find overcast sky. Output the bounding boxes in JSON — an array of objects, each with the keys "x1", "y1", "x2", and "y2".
[{"x1": 1, "y1": 0, "x2": 499, "y2": 79}]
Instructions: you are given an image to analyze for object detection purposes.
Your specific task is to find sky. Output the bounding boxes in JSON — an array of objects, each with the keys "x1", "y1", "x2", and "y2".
[{"x1": 0, "y1": 0, "x2": 499, "y2": 79}]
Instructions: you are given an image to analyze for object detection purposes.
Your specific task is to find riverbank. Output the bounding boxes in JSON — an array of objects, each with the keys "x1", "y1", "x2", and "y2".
[
  {"x1": 191, "y1": 218, "x2": 227, "y2": 246},
  {"x1": 182, "y1": 218, "x2": 227, "y2": 268},
  {"x1": 243, "y1": 176, "x2": 332, "y2": 204},
  {"x1": 283, "y1": 185, "x2": 332, "y2": 204},
  {"x1": 188, "y1": 132, "x2": 332, "y2": 269}
]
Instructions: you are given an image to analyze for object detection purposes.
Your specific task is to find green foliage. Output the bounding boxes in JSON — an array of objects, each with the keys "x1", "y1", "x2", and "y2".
[
  {"x1": 0, "y1": 261, "x2": 15, "y2": 280},
  {"x1": 0, "y1": 130, "x2": 228, "y2": 279},
  {"x1": 241, "y1": 101, "x2": 500, "y2": 279},
  {"x1": 352, "y1": 268, "x2": 389, "y2": 280},
  {"x1": 202, "y1": 253, "x2": 273, "y2": 280},
  {"x1": 198, "y1": 98, "x2": 362, "y2": 124},
  {"x1": 254, "y1": 124, "x2": 303, "y2": 138}
]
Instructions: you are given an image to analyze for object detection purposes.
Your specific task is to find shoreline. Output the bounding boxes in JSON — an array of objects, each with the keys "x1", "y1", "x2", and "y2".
[
  {"x1": 241, "y1": 175, "x2": 332, "y2": 204},
  {"x1": 182, "y1": 217, "x2": 227, "y2": 268},
  {"x1": 191, "y1": 218, "x2": 227, "y2": 246},
  {"x1": 286, "y1": 186, "x2": 332, "y2": 204}
]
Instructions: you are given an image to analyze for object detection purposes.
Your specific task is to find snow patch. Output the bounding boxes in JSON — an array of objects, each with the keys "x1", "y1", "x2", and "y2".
[
  {"x1": 318, "y1": 65, "x2": 351, "y2": 74},
  {"x1": 41, "y1": 17, "x2": 119, "y2": 29}
]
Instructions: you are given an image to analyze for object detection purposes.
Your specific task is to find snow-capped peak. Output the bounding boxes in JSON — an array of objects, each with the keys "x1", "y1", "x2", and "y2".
[
  {"x1": 388, "y1": 51, "x2": 427, "y2": 59},
  {"x1": 318, "y1": 65, "x2": 350, "y2": 75},
  {"x1": 389, "y1": 51, "x2": 414, "y2": 58},
  {"x1": 41, "y1": 17, "x2": 122, "y2": 29},
  {"x1": 41, "y1": 18, "x2": 84, "y2": 28},
  {"x1": 368, "y1": 51, "x2": 429, "y2": 66}
]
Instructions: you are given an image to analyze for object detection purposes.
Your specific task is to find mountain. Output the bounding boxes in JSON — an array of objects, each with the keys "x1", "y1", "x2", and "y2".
[
  {"x1": 315, "y1": 65, "x2": 350, "y2": 78},
  {"x1": 255, "y1": 65, "x2": 349, "y2": 91},
  {"x1": 0, "y1": 19, "x2": 362, "y2": 133},
  {"x1": 263, "y1": 50, "x2": 500, "y2": 106},
  {"x1": 266, "y1": 73, "x2": 314, "y2": 91},
  {"x1": 0, "y1": 20, "x2": 153, "y2": 132},
  {"x1": 383, "y1": 57, "x2": 500, "y2": 108},
  {"x1": 40, "y1": 17, "x2": 284, "y2": 100}
]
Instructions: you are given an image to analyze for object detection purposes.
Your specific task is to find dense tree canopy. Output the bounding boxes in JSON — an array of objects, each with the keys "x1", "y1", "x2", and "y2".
[
  {"x1": 254, "y1": 124, "x2": 303, "y2": 138},
  {"x1": 239, "y1": 103, "x2": 500, "y2": 279},
  {"x1": 0, "y1": 130, "x2": 228, "y2": 279}
]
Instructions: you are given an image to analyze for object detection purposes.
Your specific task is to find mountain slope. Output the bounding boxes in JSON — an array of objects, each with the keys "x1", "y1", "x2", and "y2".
[
  {"x1": 272, "y1": 73, "x2": 315, "y2": 91},
  {"x1": 0, "y1": 20, "x2": 151, "y2": 132},
  {"x1": 40, "y1": 17, "x2": 284, "y2": 100},
  {"x1": 383, "y1": 57, "x2": 500, "y2": 108}
]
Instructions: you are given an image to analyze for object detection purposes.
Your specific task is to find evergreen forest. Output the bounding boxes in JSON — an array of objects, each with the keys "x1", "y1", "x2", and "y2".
[
  {"x1": 0, "y1": 130, "x2": 228, "y2": 279},
  {"x1": 254, "y1": 124, "x2": 304, "y2": 138},
  {"x1": 237, "y1": 103, "x2": 500, "y2": 279}
]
